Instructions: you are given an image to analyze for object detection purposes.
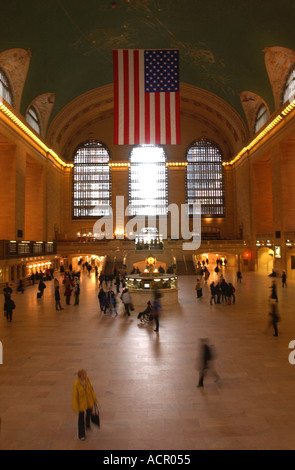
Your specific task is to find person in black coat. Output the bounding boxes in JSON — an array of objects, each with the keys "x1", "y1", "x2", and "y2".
[
  {"x1": 17, "y1": 280, "x2": 24, "y2": 293},
  {"x1": 115, "y1": 276, "x2": 121, "y2": 293},
  {"x1": 282, "y1": 271, "x2": 287, "y2": 288},
  {"x1": 269, "y1": 280, "x2": 278, "y2": 302},
  {"x1": 3, "y1": 283, "x2": 12, "y2": 316},
  {"x1": 209, "y1": 281, "x2": 216, "y2": 305},
  {"x1": 3, "y1": 283, "x2": 12, "y2": 300},
  {"x1": 5, "y1": 296, "x2": 15, "y2": 322},
  {"x1": 98, "y1": 287, "x2": 105, "y2": 311},
  {"x1": 38, "y1": 279, "x2": 46, "y2": 297},
  {"x1": 268, "y1": 302, "x2": 280, "y2": 336},
  {"x1": 55, "y1": 286, "x2": 63, "y2": 311}
]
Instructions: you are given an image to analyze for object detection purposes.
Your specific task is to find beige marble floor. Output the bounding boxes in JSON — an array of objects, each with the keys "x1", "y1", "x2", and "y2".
[{"x1": 0, "y1": 266, "x2": 295, "y2": 450}]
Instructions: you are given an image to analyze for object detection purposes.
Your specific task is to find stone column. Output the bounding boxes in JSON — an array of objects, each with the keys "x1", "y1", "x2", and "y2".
[{"x1": 0, "y1": 143, "x2": 17, "y2": 239}]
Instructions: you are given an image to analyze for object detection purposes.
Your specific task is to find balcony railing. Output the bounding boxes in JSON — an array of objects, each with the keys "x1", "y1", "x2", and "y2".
[{"x1": 135, "y1": 241, "x2": 164, "y2": 251}]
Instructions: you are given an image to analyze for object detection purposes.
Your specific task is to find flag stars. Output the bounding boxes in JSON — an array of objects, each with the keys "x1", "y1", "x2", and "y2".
[{"x1": 144, "y1": 50, "x2": 179, "y2": 93}]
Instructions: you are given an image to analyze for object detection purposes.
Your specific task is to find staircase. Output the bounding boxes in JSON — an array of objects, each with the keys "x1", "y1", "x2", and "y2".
[
  {"x1": 102, "y1": 256, "x2": 123, "y2": 276},
  {"x1": 103, "y1": 259, "x2": 113, "y2": 275},
  {"x1": 176, "y1": 256, "x2": 196, "y2": 275}
]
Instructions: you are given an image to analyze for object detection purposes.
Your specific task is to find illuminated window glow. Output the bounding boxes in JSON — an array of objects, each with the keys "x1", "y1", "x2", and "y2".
[{"x1": 128, "y1": 145, "x2": 167, "y2": 216}]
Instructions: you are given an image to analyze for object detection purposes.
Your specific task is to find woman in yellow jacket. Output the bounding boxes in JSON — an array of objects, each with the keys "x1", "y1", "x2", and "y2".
[{"x1": 72, "y1": 369, "x2": 97, "y2": 440}]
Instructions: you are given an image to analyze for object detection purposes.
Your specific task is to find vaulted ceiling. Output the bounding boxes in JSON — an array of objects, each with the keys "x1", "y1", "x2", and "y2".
[{"x1": 2, "y1": 0, "x2": 295, "y2": 130}]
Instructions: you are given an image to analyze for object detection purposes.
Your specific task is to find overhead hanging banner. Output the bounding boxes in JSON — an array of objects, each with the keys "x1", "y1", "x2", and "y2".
[{"x1": 113, "y1": 49, "x2": 181, "y2": 146}]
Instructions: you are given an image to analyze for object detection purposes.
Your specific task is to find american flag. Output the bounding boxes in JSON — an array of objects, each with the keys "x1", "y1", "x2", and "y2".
[{"x1": 113, "y1": 49, "x2": 181, "y2": 145}]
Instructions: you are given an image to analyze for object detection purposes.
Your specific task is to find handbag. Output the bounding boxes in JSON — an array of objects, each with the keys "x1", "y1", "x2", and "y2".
[{"x1": 91, "y1": 403, "x2": 100, "y2": 427}]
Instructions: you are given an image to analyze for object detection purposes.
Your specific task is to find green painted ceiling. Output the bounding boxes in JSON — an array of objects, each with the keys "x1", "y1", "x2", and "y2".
[{"x1": 2, "y1": 0, "x2": 295, "y2": 126}]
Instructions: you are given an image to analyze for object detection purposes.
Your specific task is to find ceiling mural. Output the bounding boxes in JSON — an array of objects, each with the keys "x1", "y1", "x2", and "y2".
[
  {"x1": 68, "y1": 0, "x2": 234, "y2": 99},
  {"x1": 1, "y1": 0, "x2": 295, "y2": 125}
]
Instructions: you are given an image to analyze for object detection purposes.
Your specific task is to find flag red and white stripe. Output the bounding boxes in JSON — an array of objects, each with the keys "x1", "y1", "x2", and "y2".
[{"x1": 113, "y1": 49, "x2": 181, "y2": 145}]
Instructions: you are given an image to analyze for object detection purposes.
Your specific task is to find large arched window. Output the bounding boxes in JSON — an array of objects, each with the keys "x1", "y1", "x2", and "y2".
[
  {"x1": 254, "y1": 104, "x2": 269, "y2": 134},
  {"x1": 128, "y1": 145, "x2": 168, "y2": 216},
  {"x1": 0, "y1": 68, "x2": 12, "y2": 105},
  {"x1": 186, "y1": 139, "x2": 224, "y2": 217},
  {"x1": 26, "y1": 106, "x2": 41, "y2": 134},
  {"x1": 72, "y1": 140, "x2": 111, "y2": 218},
  {"x1": 282, "y1": 67, "x2": 295, "y2": 105}
]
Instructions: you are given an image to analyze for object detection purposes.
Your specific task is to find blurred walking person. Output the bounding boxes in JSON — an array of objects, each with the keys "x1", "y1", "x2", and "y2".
[
  {"x1": 209, "y1": 281, "x2": 216, "y2": 305},
  {"x1": 237, "y1": 271, "x2": 242, "y2": 283},
  {"x1": 268, "y1": 302, "x2": 280, "y2": 337},
  {"x1": 38, "y1": 279, "x2": 46, "y2": 297},
  {"x1": 269, "y1": 280, "x2": 278, "y2": 302},
  {"x1": 72, "y1": 369, "x2": 98, "y2": 441},
  {"x1": 110, "y1": 292, "x2": 118, "y2": 316},
  {"x1": 282, "y1": 271, "x2": 287, "y2": 288},
  {"x1": 197, "y1": 338, "x2": 219, "y2": 387},
  {"x1": 74, "y1": 283, "x2": 80, "y2": 305},
  {"x1": 195, "y1": 279, "x2": 203, "y2": 298},
  {"x1": 152, "y1": 292, "x2": 162, "y2": 332},
  {"x1": 98, "y1": 287, "x2": 105, "y2": 312},
  {"x1": 121, "y1": 288, "x2": 132, "y2": 316}
]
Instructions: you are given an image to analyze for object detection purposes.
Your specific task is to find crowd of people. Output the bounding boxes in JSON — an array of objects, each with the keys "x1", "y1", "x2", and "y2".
[
  {"x1": 2, "y1": 259, "x2": 289, "y2": 443},
  {"x1": 208, "y1": 279, "x2": 236, "y2": 305},
  {"x1": 2, "y1": 262, "x2": 163, "y2": 332},
  {"x1": 97, "y1": 279, "x2": 162, "y2": 332},
  {"x1": 194, "y1": 262, "x2": 237, "y2": 306},
  {"x1": 2, "y1": 258, "x2": 287, "y2": 345},
  {"x1": 2, "y1": 258, "x2": 288, "y2": 331}
]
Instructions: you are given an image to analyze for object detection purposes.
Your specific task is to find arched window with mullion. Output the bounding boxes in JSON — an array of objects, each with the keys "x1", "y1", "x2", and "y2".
[
  {"x1": 72, "y1": 140, "x2": 111, "y2": 218},
  {"x1": 186, "y1": 139, "x2": 225, "y2": 217},
  {"x1": 282, "y1": 66, "x2": 295, "y2": 106},
  {"x1": 254, "y1": 104, "x2": 269, "y2": 134},
  {"x1": 0, "y1": 68, "x2": 13, "y2": 106},
  {"x1": 26, "y1": 105, "x2": 41, "y2": 134}
]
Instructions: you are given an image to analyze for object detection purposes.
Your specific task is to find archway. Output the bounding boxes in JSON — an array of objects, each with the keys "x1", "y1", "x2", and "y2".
[{"x1": 257, "y1": 247, "x2": 274, "y2": 274}]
